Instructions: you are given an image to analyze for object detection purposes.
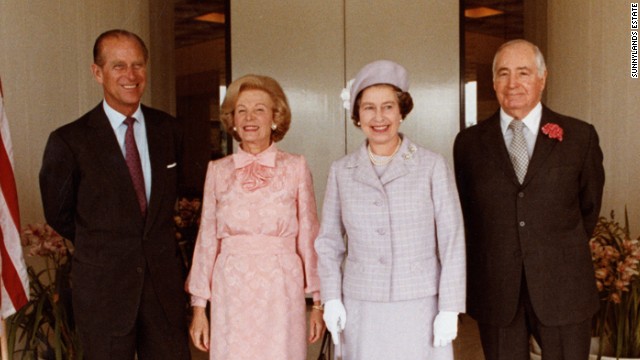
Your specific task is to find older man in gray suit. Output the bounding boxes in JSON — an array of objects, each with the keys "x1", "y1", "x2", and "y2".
[{"x1": 454, "y1": 40, "x2": 605, "y2": 360}]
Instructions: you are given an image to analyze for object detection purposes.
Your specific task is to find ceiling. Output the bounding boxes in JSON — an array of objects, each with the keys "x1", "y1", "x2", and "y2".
[
  {"x1": 174, "y1": 1, "x2": 523, "y2": 49},
  {"x1": 174, "y1": 0, "x2": 227, "y2": 49},
  {"x1": 464, "y1": 0, "x2": 524, "y2": 39}
]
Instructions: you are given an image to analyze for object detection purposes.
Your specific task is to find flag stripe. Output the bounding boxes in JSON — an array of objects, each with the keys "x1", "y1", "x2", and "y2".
[
  {"x1": 0, "y1": 134, "x2": 20, "y2": 228},
  {"x1": 0, "y1": 231, "x2": 28, "y2": 311},
  {"x1": 0, "y1": 83, "x2": 29, "y2": 317}
]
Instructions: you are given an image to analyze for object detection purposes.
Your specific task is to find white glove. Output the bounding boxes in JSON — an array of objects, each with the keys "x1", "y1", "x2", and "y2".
[
  {"x1": 323, "y1": 299, "x2": 347, "y2": 344},
  {"x1": 433, "y1": 311, "x2": 459, "y2": 347}
]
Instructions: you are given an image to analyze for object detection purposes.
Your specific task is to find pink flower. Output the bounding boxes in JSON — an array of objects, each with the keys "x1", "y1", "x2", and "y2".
[
  {"x1": 614, "y1": 279, "x2": 628, "y2": 291},
  {"x1": 609, "y1": 292, "x2": 621, "y2": 304},
  {"x1": 174, "y1": 197, "x2": 202, "y2": 229},
  {"x1": 22, "y1": 223, "x2": 68, "y2": 257},
  {"x1": 541, "y1": 123, "x2": 563, "y2": 141},
  {"x1": 595, "y1": 268, "x2": 609, "y2": 279}
]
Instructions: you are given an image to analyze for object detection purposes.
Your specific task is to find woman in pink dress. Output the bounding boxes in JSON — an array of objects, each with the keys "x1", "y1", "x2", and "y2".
[{"x1": 186, "y1": 75, "x2": 326, "y2": 359}]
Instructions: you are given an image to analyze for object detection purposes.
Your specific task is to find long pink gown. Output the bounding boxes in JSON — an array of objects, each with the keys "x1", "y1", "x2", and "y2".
[{"x1": 186, "y1": 143, "x2": 321, "y2": 360}]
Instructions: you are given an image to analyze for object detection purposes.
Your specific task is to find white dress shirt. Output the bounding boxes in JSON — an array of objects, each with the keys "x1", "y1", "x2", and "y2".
[{"x1": 499, "y1": 102, "x2": 542, "y2": 159}]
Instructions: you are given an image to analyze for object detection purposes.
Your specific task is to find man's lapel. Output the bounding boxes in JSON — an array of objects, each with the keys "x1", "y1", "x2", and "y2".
[
  {"x1": 86, "y1": 105, "x2": 145, "y2": 223},
  {"x1": 521, "y1": 106, "x2": 559, "y2": 186},
  {"x1": 481, "y1": 114, "x2": 521, "y2": 186},
  {"x1": 142, "y1": 109, "x2": 167, "y2": 230}
]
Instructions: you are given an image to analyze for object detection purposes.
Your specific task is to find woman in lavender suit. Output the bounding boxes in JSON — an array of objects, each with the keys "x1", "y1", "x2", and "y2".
[{"x1": 315, "y1": 60, "x2": 466, "y2": 360}]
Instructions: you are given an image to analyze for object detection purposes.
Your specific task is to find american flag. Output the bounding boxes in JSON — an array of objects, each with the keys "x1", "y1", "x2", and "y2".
[{"x1": 0, "y1": 77, "x2": 29, "y2": 327}]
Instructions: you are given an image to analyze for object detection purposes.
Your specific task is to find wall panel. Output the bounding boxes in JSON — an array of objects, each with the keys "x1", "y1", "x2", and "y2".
[
  {"x1": 0, "y1": 0, "x2": 170, "y2": 225},
  {"x1": 546, "y1": 1, "x2": 640, "y2": 222},
  {"x1": 231, "y1": 1, "x2": 346, "y2": 208},
  {"x1": 345, "y1": 1, "x2": 460, "y2": 163},
  {"x1": 231, "y1": 1, "x2": 460, "y2": 210}
]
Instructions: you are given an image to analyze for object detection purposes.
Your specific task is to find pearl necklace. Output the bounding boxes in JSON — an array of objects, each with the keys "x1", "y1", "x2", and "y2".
[{"x1": 368, "y1": 138, "x2": 402, "y2": 166}]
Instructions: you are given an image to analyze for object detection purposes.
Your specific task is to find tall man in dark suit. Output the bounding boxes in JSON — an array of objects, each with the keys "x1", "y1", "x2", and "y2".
[
  {"x1": 39, "y1": 29, "x2": 190, "y2": 359},
  {"x1": 454, "y1": 39, "x2": 605, "y2": 360}
]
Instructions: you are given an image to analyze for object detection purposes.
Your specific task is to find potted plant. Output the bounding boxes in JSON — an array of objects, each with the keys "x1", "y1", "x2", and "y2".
[
  {"x1": 6, "y1": 223, "x2": 82, "y2": 360},
  {"x1": 531, "y1": 210, "x2": 640, "y2": 360},
  {"x1": 590, "y1": 209, "x2": 640, "y2": 359}
]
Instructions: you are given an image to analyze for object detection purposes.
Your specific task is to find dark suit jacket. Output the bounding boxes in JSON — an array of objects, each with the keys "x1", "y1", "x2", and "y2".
[
  {"x1": 40, "y1": 103, "x2": 186, "y2": 335},
  {"x1": 453, "y1": 106, "x2": 605, "y2": 327}
]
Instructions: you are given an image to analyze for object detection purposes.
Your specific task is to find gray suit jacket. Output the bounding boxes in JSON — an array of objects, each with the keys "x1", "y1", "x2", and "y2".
[
  {"x1": 315, "y1": 136, "x2": 466, "y2": 312},
  {"x1": 454, "y1": 106, "x2": 605, "y2": 327}
]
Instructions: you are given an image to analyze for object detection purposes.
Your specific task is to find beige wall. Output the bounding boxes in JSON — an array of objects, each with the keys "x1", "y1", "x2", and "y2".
[
  {"x1": 231, "y1": 1, "x2": 459, "y2": 208},
  {"x1": 231, "y1": 1, "x2": 347, "y2": 209},
  {"x1": 546, "y1": 1, "x2": 640, "y2": 223},
  {"x1": 0, "y1": 1, "x2": 172, "y2": 226}
]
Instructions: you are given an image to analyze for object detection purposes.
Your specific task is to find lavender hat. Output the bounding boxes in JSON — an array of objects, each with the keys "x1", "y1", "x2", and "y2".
[{"x1": 347, "y1": 60, "x2": 409, "y2": 118}]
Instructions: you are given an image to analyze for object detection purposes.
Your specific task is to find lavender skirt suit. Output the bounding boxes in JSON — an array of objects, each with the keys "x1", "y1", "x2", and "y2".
[{"x1": 315, "y1": 136, "x2": 466, "y2": 359}]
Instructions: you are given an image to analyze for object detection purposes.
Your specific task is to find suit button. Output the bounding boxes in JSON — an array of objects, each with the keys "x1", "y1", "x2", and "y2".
[
  {"x1": 374, "y1": 200, "x2": 383, "y2": 206},
  {"x1": 379, "y1": 257, "x2": 387, "y2": 264},
  {"x1": 519, "y1": 221, "x2": 526, "y2": 227},
  {"x1": 376, "y1": 228, "x2": 386, "y2": 235},
  {"x1": 518, "y1": 192, "x2": 525, "y2": 198},
  {"x1": 136, "y1": 267, "x2": 143, "y2": 274}
]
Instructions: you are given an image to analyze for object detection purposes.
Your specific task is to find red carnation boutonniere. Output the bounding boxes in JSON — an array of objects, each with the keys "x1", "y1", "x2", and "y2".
[{"x1": 541, "y1": 123, "x2": 563, "y2": 142}]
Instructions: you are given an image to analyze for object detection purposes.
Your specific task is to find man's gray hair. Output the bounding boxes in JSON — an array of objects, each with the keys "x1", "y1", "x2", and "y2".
[{"x1": 492, "y1": 39, "x2": 547, "y2": 79}]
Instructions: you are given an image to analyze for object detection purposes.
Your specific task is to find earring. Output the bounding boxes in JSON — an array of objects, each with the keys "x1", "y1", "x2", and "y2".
[
  {"x1": 400, "y1": 119, "x2": 403, "y2": 123},
  {"x1": 232, "y1": 126, "x2": 237, "y2": 132},
  {"x1": 356, "y1": 121, "x2": 361, "y2": 127},
  {"x1": 271, "y1": 123, "x2": 277, "y2": 130}
]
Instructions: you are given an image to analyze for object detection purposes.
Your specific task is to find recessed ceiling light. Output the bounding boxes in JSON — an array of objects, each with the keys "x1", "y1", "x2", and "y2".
[
  {"x1": 464, "y1": 7, "x2": 504, "y2": 19},
  {"x1": 194, "y1": 12, "x2": 225, "y2": 24}
]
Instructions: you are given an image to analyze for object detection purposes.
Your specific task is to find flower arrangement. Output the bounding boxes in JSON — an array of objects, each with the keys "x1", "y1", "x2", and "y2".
[
  {"x1": 541, "y1": 123, "x2": 564, "y2": 141},
  {"x1": 174, "y1": 196, "x2": 202, "y2": 271},
  {"x1": 6, "y1": 223, "x2": 81, "y2": 360},
  {"x1": 590, "y1": 209, "x2": 640, "y2": 358}
]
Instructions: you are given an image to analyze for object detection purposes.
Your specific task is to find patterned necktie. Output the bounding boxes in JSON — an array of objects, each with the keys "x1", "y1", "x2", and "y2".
[
  {"x1": 124, "y1": 117, "x2": 147, "y2": 217},
  {"x1": 508, "y1": 119, "x2": 529, "y2": 184}
]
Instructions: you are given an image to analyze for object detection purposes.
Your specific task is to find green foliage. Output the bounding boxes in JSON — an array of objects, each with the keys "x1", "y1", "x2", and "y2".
[{"x1": 6, "y1": 224, "x2": 82, "y2": 360}]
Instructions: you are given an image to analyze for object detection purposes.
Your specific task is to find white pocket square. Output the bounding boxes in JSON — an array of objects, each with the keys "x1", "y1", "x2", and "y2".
[{"x1": 166, "y1": 162, "x2": 177, "y2": 169}]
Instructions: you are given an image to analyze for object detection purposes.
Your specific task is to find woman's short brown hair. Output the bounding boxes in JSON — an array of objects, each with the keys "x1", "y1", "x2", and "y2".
[
  {"x1": 220, "y1": 75, "x2": 291, "y2": 143},
  {"x1": 351, "y1": 84, "x2": 414, "y2": 127}
]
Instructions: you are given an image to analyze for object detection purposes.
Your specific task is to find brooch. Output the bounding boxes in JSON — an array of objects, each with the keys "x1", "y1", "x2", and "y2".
[{"x1": 402, "y1": 144, "x2": 417, "y2": 159}]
